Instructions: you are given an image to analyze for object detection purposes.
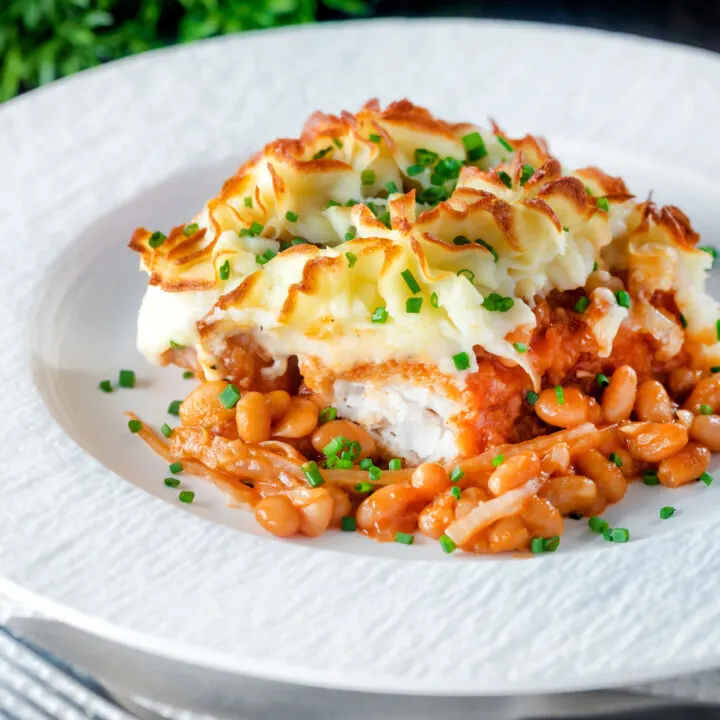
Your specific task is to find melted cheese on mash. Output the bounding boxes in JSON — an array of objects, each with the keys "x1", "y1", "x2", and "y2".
[{"x1": 130, "y1": 99, "x2": 720, "y2": 389}]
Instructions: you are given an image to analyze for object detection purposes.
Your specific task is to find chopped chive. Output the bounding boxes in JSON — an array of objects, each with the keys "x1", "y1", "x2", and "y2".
[
  {"x1": 700, "y1": 404, "x2": 712, "y2": 415},
  {"x1": 492, "y1": 454, "x2": 504, "y2": 468},
  {"x1": 451, "y1": 485, "x2": 461, "y2": 499},
  {"x1": 414, "y1": 148, "x2": 439, "y2": 167},
  {"x1": 319, "y1": 406, "x2": 337, "y2": 424},
  {"x1": 385, "y1": 181, "x2": 399, "y2": 194},
  {"x1": 513, "y1": 342, "x2": 528, "y2": 353},
  {"x1": 482, "y1": 292, "x2": 514, "y2": 312},
  {"x1": 596, "y1": 197, "x2": 610, "y2": 212},
  {"x1": 609, "y1": 452, "x2": 623, "y2": 467},
  {"x1": 341, "y1": 516, "x2": 357, "y2": 532},
  {"x1": 244, "y1": 196, "x2": 253, "y2": 208},
  {"x1": 712, "y1": 367, "x2": 720, "y2": 374},
  {"x1": 347, "y1": 441, "x2": 361, "y2": 459},
  {"x1": 497, "y1": 170, "x2": 512, "y2": 189},
  {"x1": 700, "y1": 472, "x2": 713, "y2": 486},
  {"x1": 336, "y1": 458, "x2": 353, "y2": 469},
  {"x1": 325, "y1": 455, "x2": 338, "y2": 469},
  {"x1": 378, "y1": 211, "x2": 391, "y2": 229},
  {"x1": 615, "y1": 290, "x2": 631, "y2": 309},
  {"x1": 449, "y1": 466, "x2": 464, "y2": 483},
  {"x1": 417, "y1": 186, "x2": 449, "y2": 206},
  {"x1": 322, "y1": 436, "x2": 345, "y2": 457},
  {"x1": 544, "y1": 536, "x2": 560, "y2": 552},
  {"x1": 530, "y1": 537, "x2": 545, "y2": 554},
  {"x1": 371, "y1": 306, "x2": 388, "y2": 323},
  {"x1": 167, "y1": 400, "x2": 182, "y2": 415},
  {"x1": 359, "y1": 458, "x2": 373, "y2": 471},
  {"x1": 302, "y1": 461, "x2": 325, "y2": 487},
  {"x1": 439, "y1": 534, "x2": 457, "y2": 553},
  {"x1": 219, "y1": 259, "x2": 231, "y2": 279},
  {"x1": 239, "y1": 221, "x2": 264, "y2": 237},
  {"x1": 346, "y1": 252, "x2": 358, "y2": 268},
  {"x1": 596, "y1": 373, "x2": 610, "y2": 388},
  {"x1": 313, "y1": 146, "x2": 332, "y2": 160},
  {"x1": 178, "y1": 490, "x2": 194, "y2": 504},
  {"x1": 606, "y1": 527, "x2": 630, "y2": 543},
  {"x1": 128, "y1": 419, "x2": 142, "y2": 433},
  {"x1": 699, "y1": 246, "x2": 717, "y2": 264},
  {"x1": 333, "y1": 137, "x2": 343, "y2": 149},
  {"x1": 588, "y1": 516, "x2": 609, "y2": 534},
  {"x1": 169, "y1": 461, "x2": 183, "y2": 474},
  {"x1": 716, "y1": 319, "x2": 720, "y2": 341},
  {"x1": 164, "y1": 477, "x2": 180, "y2": 488},
  {"x1": 453, "y1": 235, "x2": 471, "y2": 246},
  {"x1": 452, "y1": 352, "x2": 470, "y2": 371},
  {"x1": 526, "y1": 390, "x2": 539, "y2": 405},
  {"x1": 98, "y1": 380, "x2": 113, "y2": 393},
  {"x1": 642, "y1": 470, "x2": 660, "y2": 485},
  {"x1": 660, "y1": 506, "x2": 676, "y2": 519},
  {"x1": 368, "y1": 465, "x2": 382, "y2": 481},
  {"x1": 592, "y1": 261, "x2": 598, "y2": 270},
  {"x1": 406, "y1": 164, "x2": 425, "y2": 177},
  {"x1": 291, "y1": 237, "x2": 309, "y2": 245},
  {"x1": 256, "y1": 249, "x2": 277, "y2": 265},
  {"x1": 475, "y1": 238, "x2": 499, "y2": 263},
  {"x1": 555, "y1": 386, "x2": 565, "y2": 405},
  {"x1": 361, "y1": 169, "x2": 376, "y2": 185},
  {"x1": 218, "y1": 383, "x2": 241, "y2": 409},
  {"x1": 184, "y1": 222, "x2": 199, "y2": 236},
  {"x1": 575, "y1": 296, "x2": 590, "y2": 313},
  {"x1": 285, "y1": 211, "x2": 298, "y2": 222},
  {"x1": 394, "y1": 532, "x2": 414, "y2": 545},
  {"x1": 680, "y1": 313, "x2": 688, "y2": 329},
  {"x1": 563, "y1": 226, "x2": 570, "y2": 232},
  {"x1": 430, "y1": 292, "x2": 439, "y2": 308},
  {"x1": 405, "y1": 298, "x2": 423, "y2": 314},
  {"x1": 389, "y1": 458, "x2": 402, "y2": 471},
  {"x1": 497, "y1": 136, "x2": 513, "y2": 152},
  {"x1": 585, "y1": 186, "x2": 593, "y2": 196},
  {"x1": 183, "y1": 371, "x2": 195, "y2": 379},
  {"x1": 148, "y1": 231, "x2": 166, "y2": 248},
  {"x1": 462, "y1": 132, "x2": 488, "y2": 161},
  {"x1": 369, "y1": 133, "x2": 382, "y2": 144},
  {"x1": 457, "y1": 268, "x2": 475, "y2": 284},
  {"x1": 326, "y1": 200, "x2": 341, "y2": 208},
  {"x1": 161, "y1": 423, "x2": 173, "y2": 438},
  {"x1": 118, "y1": 369, "x2": 135, "y2": 388},
  {"x1": 519, "y1": 163, "x2": 535, "y2": 186},
  {"x1": 354, "y1": 481, "x2": 374, "y2": 493},
  {"x1": 346, "y1": 198, "x2": 358, "y2": 207},
  {"x1": 169, "y1": 340, "x2": 185, "y2": 350},
  {"x1": 433, "y1": 156, "x2": 462, "y2": 182},
  {"x1": 401, "y1": 269, "x2": 421, "y2": 294},
  {"x1": 366, "y1": 201, "x2": 378, "y2": 216}
]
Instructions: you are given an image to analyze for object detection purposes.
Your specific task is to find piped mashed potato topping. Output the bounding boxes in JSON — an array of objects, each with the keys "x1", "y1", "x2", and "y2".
[{"x1": 130, "y1": 99, "x2": 720, "y2": 462}]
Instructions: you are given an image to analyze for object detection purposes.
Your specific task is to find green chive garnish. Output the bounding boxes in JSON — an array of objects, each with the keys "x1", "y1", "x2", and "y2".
[
  {"x1": 371, "y1": 306, "x2": 388, "y2": 323},
  {"x1": 513, "y1": 342, "x2": 528, "y2": 353},
  {"x1": 475, "y1": 238, "x2": 498, "y2": 263},
  {"x1": 322, "y1": 436, "x2": 346, "y2": 457},
  {"x1": 369, "y1": 133, "x2": 381, "y2": 144},
  {"x1": 660, "y1": 506, "x2": 676, "y2": 519},
  {"x1": 716, "y1": 319, "x2": 720, "y2": 341},
  {"x1": 386, "y1": 181, "x2": 399, "y2": 194},
  {"x1": 406, "y1": 164, "x2": 424, "y2": 177},
  {"x1": 462, "y1": 132, "x2": 488, "y2": 162},
  {"x1": 389, "y1": 458, "x2": 402, "y2": 471},
  {"x1": 98, "y1": 380, "x2": 113, "y2": 393},
  {"x1": 164, "y1": 477, "x2": 180, "y2": 488},
  {"x1": 449, "y1": 466, "x2": 464, "y2": 483},
  {"x1": 313, "y1": 146, "x2": 332, "y2": 160},
  {"x1": 457, "y1": 268, "x2": 475, "y2": 283},
  {"x1": 497, "y1": 170, "x2": 512, "y2": 189},
  {"x1": 596, "y1": 373, "x2": 610, "y2": 388},
  {"x1": 167, "y1": 400, "x2": 182, "y2": 415},
  {"x1": 609, "y1": 452, "x2": 623, "y2": 467},
  {"x1": 430, "y1": 292, "x2": 439, "y2": 308},
  {"x1": 359, "y1": 458, "x2": 373, "y2": 471},
  {"x1": 700, "y1": 472, "x2": 713, "y2": 486},
  {"x1": 414, "y1": 148, "x2": 439, "y2": 167},
  {"x1": 319, "y1": 407, "x2": 337, "y2": 424},
  {"x1": 401, "y1": 269, "x2": 421, "y2": 294},
  {"x1": 680, "y1": 313, "x2": 688, "y2": 329},
  {"x1": 526, "y1": 391, "x2": 539, "y2": 405},
  {"x1": 341, "y1": 516, "x2": 357, "y2": 532},
  {"x1": 406, "y1": 298, "x2": 423, "y2": 314},
  {"x1": 336, "y1": 459, "x2": 353, "y2": 469},
  {"x1": 218, "y1": 383, "x2": 241, "y2": 409},
  {"x1": 161, "y1": 423, "x2": 172, "y2": 438},
  {"x1": 285, "y1": 211, "x2": 298, "y2": 222},
  {"x1": 555, "y1": 386, "x2": 565, "y2": 405},
  {"x1": 344, "y1": 226, "x2": 357, "y2": 242},
  {"x1": 178, "y1": 490, "x2": 194, "y2": 504},
  {"x1": 394, "y1": 532, "x2": 414, "y2": 545},
  {"x1": 377, "y1": 211, "x2": 391, "y2": 229},
  {"x1": 497, "y1": 136, "x2": 513, "y2": 152},
  {"x1": 453, "y1": 235, "x2": 471, "y2": 246},
  {"x1": 615, "y1": 290, "x2": 631, "y2": 309},
  {"x1": 439, "y1": 534, "x2": 457, "y2": 553},
  {"x1": 482, "y1": 293, "x2": 514, "y2": 312},
  {"x1": 451, "y1": 485, "x2": 461, "y2": 500},
  {"x1": 239, "y1": 221, "x2": 264, "y2": 237},
  {"x1": 169, "y1": 340, "x2": 185, "y2": 351},
  {"x1": 596, "y1": 197, "x2": 610, "y2": 212},
  {"x1": 256, "y1": 249, "x2": 276, "y2": 265},
  {"x1": 333, "y1": 137, "x2": 343, "y2": 149},
  {"x1": 302, "y1": 461, "x2": 325, "y2": 487},
  {"x1": 592, "y1": 261, "x2": 598, "y2": 270},
  {"x1": 361, "y1": 169, "x2": 376, "y2": 186},
  {"x1": 219, "y1": 259, "x2": 231, "y2": 279},
  {"x1": 346, "y1": 252, "x2": 358, "y2": 268},
  {"x1": 575, "y1": 296, "x2": 590, "y2": 313},
  {"x1": 605, "y1": 527, "x2": 630, "y2": 543},
  {"x1": 642, "y1": 470, "x2": 660, "y2": 485},
  {"x1": 183, "y1": 371, "x2": 195, "y2": 379},
  {"x1": 700, "y1": 404, "x2": 712, "y2": 415},
  {"x1": 530, "y1": 538, "x2": 545, "y2": 554},
  {"x1": 588, "y1": 516, "x2": 609, "y2": 534},
  {"x1": 354, "y1": 481, "x2": 373, "y2": 493},
  {"x1": 452, "y1": 352, "x2": 470, "y2": 371},
  {"x1": 519, "y1": 163, "x2": 534, "y2": 186},
  {"x1": 118, "y1": 369, "x2": 135, "y2": 388},
  {"x1": 184, "y1": 223, "x2": 199, "y2": 236},
  {"x1": 368, "y1": 465, "x2": 382, "y2": 482},
  {"x1": 148, "y1": 231, "x2": 166, "y2": 248},
  {"x1": 244, "y1": 196, "x2": 253, "y2": 208},
  {"x1": 492, "y1": 454, "x2": 504, "y2": 468},
  {"x1": 169, "y1": 461, "x2": 183, "y2": 474},
  {"x1": 699, "y1": 246, "x2": 717, "y2": 264},
  {"x1": 128, "y1": 419, "x2": 142, "y2": 433}
]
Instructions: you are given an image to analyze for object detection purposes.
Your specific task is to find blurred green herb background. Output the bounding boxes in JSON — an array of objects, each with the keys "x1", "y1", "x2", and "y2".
[{"x1": 0, "y1": 0, "x2": 374, "y2": 102}]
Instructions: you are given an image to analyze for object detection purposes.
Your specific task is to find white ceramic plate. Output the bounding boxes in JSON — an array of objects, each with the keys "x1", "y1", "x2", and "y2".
[{"x1": 3, "y1": 18, "x2": 720, "y2": 696}]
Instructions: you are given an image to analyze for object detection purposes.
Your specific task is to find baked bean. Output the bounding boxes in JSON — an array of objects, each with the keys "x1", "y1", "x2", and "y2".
[
  {"x1": 634, "y1": 380, "x2": 673, "y2": 423},
  {"x1": 235, "y1": 391, "x2": 271, "y2": 444},
  {"x1": 179, "y1": 380, "x2": 236, "y2": 429},
  {"x1": 668, "y1": 368, "x2": 703, "y2": 400},
  {"x1": 455, "y1": 487, "x2": 489, "y2": 519},
  {"x1": 488, "y1": 452, "x2": 541, "y2": 496},
  {"x1": 487, "y1": 516, "x2": 530, "y2": 553},
  {"x1": 620, "y1": 422, "x2": 688, "y2": 463},
  {"x1": 609, "y1": 447, "x2": 637, "y2": 479},
  {"x1": 658, "y1": 442, "x2": 711, "y2": 488},
  {"x1": 602, "y1": 365, "x2": 637, "y2": 423},
  {"x1": 311, "y1": 418, "x2": 376, "y2": 460},
  {"x1": 540, "y1": 475, "x2": 598, "y2": 515},
  {"x1": 675, "y1": 409, "x2": 694, "y2": 430},
  {"x1": 265, "y1": 390, "x2": 292, "y2": 421},
  {"x1": 288, "y1": 487, "x2": 334, "y2": 537},
  {"x1": 690, "y1": 414, "x2": 720, "y2": 452},
  {"x1": 355, "y1": 484, "x2": 423, "y2": 540},
  {"x1": 586, "y1": 397, "x2": 604, "y2": 425},
  {"x1": 684, "y1": 375, "x2": 720, "y2": 415},
  {"x1": 417, "y1": 494, "x2": 456, "y2": 539},
  {"x1": 326, "y1": 483, "x2": 352, "y2": 526},
  {"x1": 411, "y1": 463, "x2": 452, "y2": 497},
  {"x1": 254, "y1": 494, "x2": 301, "y2": 537},
  {"x1": 586, "y1": 494, "x2": 608, "y2": 517},
  {"x1": 575, "y1": 449, "x2": 627, "y2": 503},
  {"x1": 272, "y1": 398, "x2": 319, "y2": 438},
  {"x1": 521, "y1": 495, "x2": 564, "y2": 538},
  {"x1": 535, "y1": 387, "x2": 588, "y2": 428},
  {"x1": 541, "y1": 442, "x2": 571, "y2": 476}
]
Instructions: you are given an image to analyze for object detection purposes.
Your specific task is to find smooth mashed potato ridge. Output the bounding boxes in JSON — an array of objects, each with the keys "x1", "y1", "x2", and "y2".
[{"x1": 130, "y1": 99, "x2": 720, "y2": 462}]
